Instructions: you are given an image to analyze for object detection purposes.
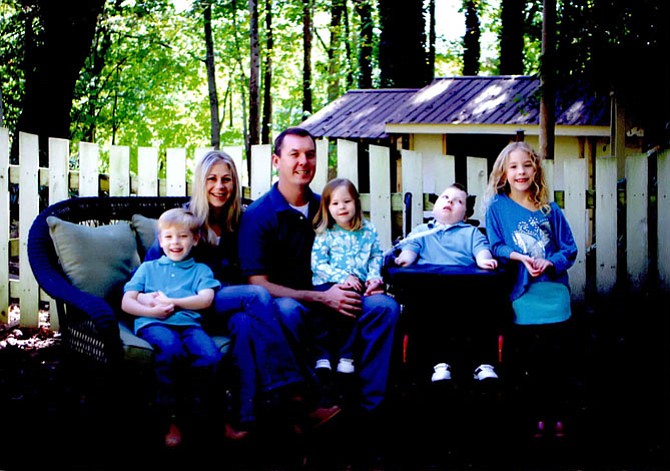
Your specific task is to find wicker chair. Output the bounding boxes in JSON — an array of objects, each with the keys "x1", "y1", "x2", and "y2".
[{"x1": 27, "y1": 196, "x2": 232, "y2": 369}]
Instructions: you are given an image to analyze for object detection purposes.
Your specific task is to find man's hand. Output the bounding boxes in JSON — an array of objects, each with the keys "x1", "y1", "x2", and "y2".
[{"x1": 321, "y1": 284, "x2": 362, "y2": 318}]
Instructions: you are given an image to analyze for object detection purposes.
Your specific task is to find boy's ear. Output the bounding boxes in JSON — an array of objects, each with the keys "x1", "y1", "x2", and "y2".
[{"x1": 192, "y1": 232, "x2": 200, "y2": 245}]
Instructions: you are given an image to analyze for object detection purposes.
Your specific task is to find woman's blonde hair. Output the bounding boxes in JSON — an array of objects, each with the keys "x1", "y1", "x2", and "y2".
[
  {"x1": 189, "y1": 150, "x2": 242, "y2": 245},
  {"x1": 313, "y1": 178, "x2": 363, "y2": 233},
  {"x1": 483, "y1": 141, "x2": 550, "y2": 213}
]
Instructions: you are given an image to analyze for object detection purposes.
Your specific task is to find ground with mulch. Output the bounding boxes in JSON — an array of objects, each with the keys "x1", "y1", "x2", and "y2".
[{"x1": 1, "y1": 291, "x2": 668, "y2": 471}]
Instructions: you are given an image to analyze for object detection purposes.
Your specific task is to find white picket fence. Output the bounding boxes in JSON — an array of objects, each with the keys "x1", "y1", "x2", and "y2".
[{"x1": 2, "y1": 127, "x2": 669, "y2": 329}]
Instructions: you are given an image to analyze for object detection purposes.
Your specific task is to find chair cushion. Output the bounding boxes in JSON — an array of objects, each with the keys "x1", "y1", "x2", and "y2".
[
  {"x1": 131, "y1": 214, "x2": 158, "y2": 258},
  {"x1": 47, "y1": 216, "x2": 141, "y2": 299}
]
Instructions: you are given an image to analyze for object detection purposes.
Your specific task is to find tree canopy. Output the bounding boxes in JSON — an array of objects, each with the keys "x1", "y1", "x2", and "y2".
[{"x1": 1, "y1": 0, "x2": 668, "y2": 164}]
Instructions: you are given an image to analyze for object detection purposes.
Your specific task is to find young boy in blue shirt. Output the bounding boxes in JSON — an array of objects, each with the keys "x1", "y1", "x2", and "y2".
[
  {"x1": 122, "y1": 207, "x2": 221, "y2": 448},
  {"x1": 394, "y1": 183, "x2": 500, "y2": 383}
]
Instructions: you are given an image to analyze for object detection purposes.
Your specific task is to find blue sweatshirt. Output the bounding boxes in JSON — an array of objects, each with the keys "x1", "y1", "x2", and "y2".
[{"x1": 485, "y1": 194, "x2": 578, "y2": 302}]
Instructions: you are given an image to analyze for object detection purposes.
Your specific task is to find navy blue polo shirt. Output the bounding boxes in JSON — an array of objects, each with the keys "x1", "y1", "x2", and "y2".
[{"x1": 238, "y1": 183, "x2": 321, "y2": 290}]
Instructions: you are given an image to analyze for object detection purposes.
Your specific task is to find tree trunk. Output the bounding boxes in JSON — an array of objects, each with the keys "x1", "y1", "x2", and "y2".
[
  {"x1": 379, "y1": 0, "x2": 429, "y2": 88},
  {"x1": 13, "y1": 0, "x2": 106, "y2": 164},
  {"x1": 248, "y1": 0, "x2": 260, "y2": 153},
  {"x1": 353, "y1": 0, "x2": 374, "y2": 89},
  {"x1": 302, "y1": 0, "x2": 313, "y2": 119},
  {"x1": 462, "y1": 0, "x2": 481, "y2": 76},
  {"x1": 204, "y1": 3, "x2": 221, "y2": 149},
  {"x1": 500, "y1": 0, "x2": 525, "y2": 75},
  {"x1": 327, "y1": 0, "x2": 345, "y2": 102},
  {"x1": 428, "y1": 0, "x2": 435, "y2": 78},
  {"x1": 261, "y1": 0, "x2": 273, "y2": 144},
  {"x1": 539, "y1": 0, "x2": 556, "y2": 160}
]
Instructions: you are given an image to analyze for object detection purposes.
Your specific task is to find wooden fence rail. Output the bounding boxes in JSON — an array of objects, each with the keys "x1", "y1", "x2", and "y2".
[{"x1": 2, "y1": 128, "x2": 669, "y2": 329}]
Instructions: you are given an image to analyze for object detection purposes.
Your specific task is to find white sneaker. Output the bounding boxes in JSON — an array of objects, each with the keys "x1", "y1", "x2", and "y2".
[
  {"x1": 473, "y1": 364, "x2": 499, "y2": 381},
  {"x1": 336, "y1": 358, "x2": 355, "y2": 374},
  {"x1": 431, "y1": 363, "x2": 452, "y2": 382}
]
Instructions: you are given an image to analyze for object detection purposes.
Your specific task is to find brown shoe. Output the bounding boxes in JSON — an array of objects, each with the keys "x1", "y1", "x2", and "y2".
[
  {"x1": 308, "y1": 404, "x2": 342, "y2": 429},
  {"x1": 165, "y1": 422, "x2": 182, "y2": 448},
  {"x1": 224, "y1": 423, "x2": 250, "y2": 441}
]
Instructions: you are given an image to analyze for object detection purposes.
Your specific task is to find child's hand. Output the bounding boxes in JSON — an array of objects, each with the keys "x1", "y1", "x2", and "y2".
[
  {"x1": 477, "y1": 258, "x2": 498, "y2": 270},
  {"x1": 364, "y1": 278, "x2": 385, "y2": 296},
  {"x1": 344, "y1": 275, "x2": 363, "y2": 293},
  {"x1": 150, "y1": 303, "x2": 175, "y2": 319},
  {"x1": 154, "y1": 290, "x2": 172, "y2": 305},
  {"x1": 531, "y1": 258, "x2": 553, "y2": 274},
  {"x1": 137, "y1": 291, "x2": 160, "y2": 307},
  {"x1": 520, "y1": 255, "x2": 543, "y2": 277}
]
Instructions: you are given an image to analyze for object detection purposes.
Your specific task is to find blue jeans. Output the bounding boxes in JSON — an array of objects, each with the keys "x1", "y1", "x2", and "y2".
[
  {"x1": 211, "y1": 284, "x2": 304, "y2": 424},
  {"x1": 138, "y1": 324, "x2": 221, "y2": 414},
  {"x1": 275, "y1": 293, "x2": 400, "y2": 412}
]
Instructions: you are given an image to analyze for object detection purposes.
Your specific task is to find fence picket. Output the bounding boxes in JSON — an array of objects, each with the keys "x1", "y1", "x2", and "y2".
[
  {"x1": 166, "y1": 148, "x2": 187, "y2": 196},
  {"x1": 595, "y1": 157, "x2": 617, "y2": 294},
  {"x1": 79, "y1": 142, "x2": 99, "y2": 197},
  {"x1": 564, "y1": 159, "x2": 587, "y2": 303},
  {"x1": 18, "y1": 132, "x2": 40, "y2": 327},
  {"x1": 626, "y1": 153, "x2": 649, "y2": 290},
  {"x1": 138, "y1": 147, "x2": 159, "y2": 196},
  {"x1": 0, "y1": 128, "x2": 9, "y2": 324},
  {"x1": 659, "y1": 150, "x2": 670, "y2": 290},
  {"x1": 369, "y1": 145, "x2": 392, "y2": 251},
  {"x1": 109, "y1": 145, "x2": 130, "y2": 197}
]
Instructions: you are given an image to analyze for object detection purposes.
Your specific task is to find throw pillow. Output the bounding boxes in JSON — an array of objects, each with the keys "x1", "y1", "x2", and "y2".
[
  {"x1": 131, "y1": 214, "x2": 158, "y2": 257},
  {"x1": 47, "y1": 216, "x2": 141, "y2": 299}
]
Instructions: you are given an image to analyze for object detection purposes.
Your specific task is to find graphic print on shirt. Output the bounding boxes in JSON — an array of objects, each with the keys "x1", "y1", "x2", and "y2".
[{"x1": 511, "y1": 215, "x2": 552, "y2": 259}]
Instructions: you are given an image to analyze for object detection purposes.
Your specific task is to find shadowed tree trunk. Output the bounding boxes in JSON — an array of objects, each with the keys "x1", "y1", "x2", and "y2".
[
  {"x1": 500, "y1": 0, "x2": 525, "y2": 75},
  {"x1": 302, "y1": 0, "x2": 313, "y2": 119},
  {"x1": 261, "y1": 0, "x2": 273, "y2": 144},
  {"x1": 379, "y1": 0, "x2": 430, "y2": 88},
  {"x1": 248, "y1": 0, "x2": 260, "y2": 154},
  {"x1": 204, "y1": 2, "x2": 221, "y2": 149},
  {"x1": 327, "y1": 0, "x2": 345, "y2": 101},
  {"x1": 539, "y1": 0, "x2": 556, "y2": 159},
  {"x1": 353, "y1": 0, "x2": 374, "y2": 89},
  {"x1": 463, "y1": 0, "x2": 481, "y2": 75},
  {"x1": 13, "y1": 0, "x2": 105, "y2": 164}
]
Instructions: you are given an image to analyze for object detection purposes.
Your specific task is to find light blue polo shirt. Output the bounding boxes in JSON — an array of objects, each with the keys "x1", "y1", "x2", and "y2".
[
  {"x1": 124, "y1": 255, "x2": 221, "y2": 334},
  {"x1": 399, "y1": 219, "x2": 490, "y2": 267}
]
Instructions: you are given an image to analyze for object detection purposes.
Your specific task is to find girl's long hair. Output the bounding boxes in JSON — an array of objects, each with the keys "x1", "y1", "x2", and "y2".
[
  {"x1": 189, "y1": 150, "x2": 242, "y2": 245},
  {"x1": 313, "y1": 178, "x2": 363, "y2": 233},
  {"x1": 483, "y1": 141, "x2": 550, "y2": 213}
]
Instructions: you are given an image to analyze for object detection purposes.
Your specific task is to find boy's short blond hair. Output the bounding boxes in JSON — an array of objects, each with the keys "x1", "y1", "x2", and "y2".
[{"x1": 157, "y1": 208, "x2": 200, "y2": 234}]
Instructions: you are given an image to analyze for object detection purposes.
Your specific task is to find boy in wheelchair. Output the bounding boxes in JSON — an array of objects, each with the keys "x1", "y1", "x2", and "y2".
[{"x1": 389, "y1": 183, "x2": 502, "y2": 384}]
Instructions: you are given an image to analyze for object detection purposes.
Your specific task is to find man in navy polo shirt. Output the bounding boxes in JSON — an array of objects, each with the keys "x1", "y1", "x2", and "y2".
[{"x1": 238, "y1": 127, "x2": 400, "y2": 433}]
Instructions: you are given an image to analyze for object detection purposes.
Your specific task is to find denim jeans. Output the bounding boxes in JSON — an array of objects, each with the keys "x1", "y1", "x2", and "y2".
[
  {"x1": 212, "y1": 284, "x2": 304, "y2": 424},
  {"x1": 275, "y1": 293, "x2": 400, "y2": 412},
  {"x1": 138, "y1": 324, "x2": 221, "y2": 414}
]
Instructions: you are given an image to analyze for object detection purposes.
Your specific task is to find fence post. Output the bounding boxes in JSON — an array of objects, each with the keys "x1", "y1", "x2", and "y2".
[
  {"x1": 0, "y1": 128, "x2": 9, "y2": 324},
  {"x1": 401, "y1": 150, "x2": 424, "y2": 231},
  {"x1": 18, "y1": 132, "x2": 40, "y2": 327},
  {"x1": 626, "y1": 153, "x2": 649, "y2": 290},
  {"x1": 369, "y1": 144, "x2": 392, "y2": 251},
  {"x1": 166, "y1": 148, "x2": 187, "y2": 196},
  {"x1": 564, "y1": 159, "x2": 587, "y2": 303},
  {"x1": 109, "y1": 145, "x2": 130, "y2": 196},
  {"x1": 79, "y1": 141, "x2": 99, "y2": 197},
  {"x1": 658, "y1": 149, "x2": 670, "y2": 291},
  {"x1": 595, "y1": 156, "x2": 617, "y2": 295},
  {"x1": 138, "y1": 147, "x2": 159, "y2": 196}
]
